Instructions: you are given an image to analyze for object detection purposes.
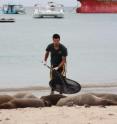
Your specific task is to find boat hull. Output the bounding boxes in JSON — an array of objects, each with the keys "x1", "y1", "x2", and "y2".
[
  {"x1": 33, "y1": 9, "x2": 64, "y2": 18},
  {"x1": 76, "y1": 0, "x2": 117, "y2": 13},
  {"x1": 0, "y1": 18, "x2": 15, "y2": 23}
]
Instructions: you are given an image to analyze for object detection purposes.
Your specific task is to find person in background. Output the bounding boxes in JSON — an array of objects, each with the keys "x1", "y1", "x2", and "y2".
[{"x1": 44, "y1": 34, "x2": 68, "y2": 94}]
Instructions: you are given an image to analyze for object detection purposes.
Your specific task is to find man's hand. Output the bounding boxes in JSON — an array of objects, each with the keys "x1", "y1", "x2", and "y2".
[
  {"x1": 42, "y1": 61, "x2": 47, "y2": 66},
  {"x1": 53, "y1": 66, "x2": 59, "y2": 70}
]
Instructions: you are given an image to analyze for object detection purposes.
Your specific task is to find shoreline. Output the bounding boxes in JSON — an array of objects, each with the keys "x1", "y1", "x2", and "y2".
[{"x1": 0, "y1": 82, "x2": 117, "y2": 92}]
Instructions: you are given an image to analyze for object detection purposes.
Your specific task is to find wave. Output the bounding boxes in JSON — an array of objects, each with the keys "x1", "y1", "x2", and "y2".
[
  {"x1": 81, "y1": 82, "x2": 117, "y2": 88},
  {"x1": 0, "y1": 86, "x2": 50, "y2": 92}
]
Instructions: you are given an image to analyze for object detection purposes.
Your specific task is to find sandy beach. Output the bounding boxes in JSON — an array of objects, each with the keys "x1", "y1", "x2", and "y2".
[
  {"x1": 0, "y1": 106, "x2": 117, "y2": 124},
  {"x1": 0, "y1": 85, "x2": 117, "y2": 124}
]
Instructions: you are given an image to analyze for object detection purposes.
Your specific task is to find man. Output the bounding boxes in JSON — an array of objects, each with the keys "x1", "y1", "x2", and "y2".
[{"x1": 44, "y1": 34, "x2": 68, "y2": 94}]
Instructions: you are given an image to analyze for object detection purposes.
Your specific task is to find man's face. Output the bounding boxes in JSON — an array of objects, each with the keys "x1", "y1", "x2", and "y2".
[{"x1": 53, "y1": 38, "x2": 60, "y2": 46}]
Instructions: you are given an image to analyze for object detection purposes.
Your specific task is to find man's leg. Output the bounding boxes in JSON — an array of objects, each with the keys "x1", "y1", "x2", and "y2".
[
  {"x1": 58, "y1": 65, "x2": 66, "y2": 94},
  {"x1": 50, "y1": 88, "x2": 54, "y2": 95},
  {"x1": 50, "y1": 65, "x2": 66, "y2": 95},
  {"x1": 50, "y1": 69, "x2": 54, "y2": 95}
]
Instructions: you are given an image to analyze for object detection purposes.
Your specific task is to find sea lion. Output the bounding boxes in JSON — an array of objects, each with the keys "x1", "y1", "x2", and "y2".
[
  {"x1": 13, "y1": 92, "x2": 37, "y2": 99},
  {"x1": 0, "y1": 95, "x2": 14, "y2": 105},
  {"x1": 0, "y1": 98, "x2": 45, "y2": 109},
  {"x1": 40, "y1": 94, "x2": 66, "y2": 106},
  {"x1": 56, "y1": 93, "x2": 117, "y2": 106},
  {"x1": 0, "y1": 102, "x2": 15, "y2": 109},
  {"x1": 91, "y1": 93, "x2": 117, "y2": 102}
]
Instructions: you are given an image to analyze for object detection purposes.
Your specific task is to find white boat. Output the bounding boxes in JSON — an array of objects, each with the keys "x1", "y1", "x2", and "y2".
[
  {"x1": 33, "y1": 1, "x2": 64, "y2": 18},
  {"x1": 0, "y1": 18, "x2": 15, "y2": 22},
  {"x1": 2, "y1": 4, "x2": 25, "y2": 14}
]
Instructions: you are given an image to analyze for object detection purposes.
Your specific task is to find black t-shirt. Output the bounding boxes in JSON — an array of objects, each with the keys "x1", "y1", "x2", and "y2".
[{"x1": 46, "y1": 43, "x2": 68, "y2": 67}]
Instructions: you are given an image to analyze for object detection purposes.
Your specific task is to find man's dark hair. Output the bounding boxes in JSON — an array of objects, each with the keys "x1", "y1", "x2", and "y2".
[{"x1": 53, "y1": 34, "x2": 60, "y2": 39}]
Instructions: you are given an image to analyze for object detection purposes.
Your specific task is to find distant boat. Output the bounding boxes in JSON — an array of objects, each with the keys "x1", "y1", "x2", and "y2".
[
  {"x1": 2, "y1": 4, "x2": 25, "y2": 14},
  {"x1": 33, "y1": 1, "x2": 64, "y2": 18},
  {"x1": 0, "y1": 18, "x2": 15, "y2": 22},
  {"x1": 76, "y1": 0, "x2": 117, "y2": 13}
]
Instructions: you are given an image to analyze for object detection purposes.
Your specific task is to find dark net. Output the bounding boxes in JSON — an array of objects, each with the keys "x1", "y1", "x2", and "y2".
[{"x1": 49, "y1": 70, "x2": 81, "y2": 94}]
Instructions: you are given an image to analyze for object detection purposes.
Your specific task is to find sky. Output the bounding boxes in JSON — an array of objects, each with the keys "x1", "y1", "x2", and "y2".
[{"x1": 0, "y1": 0, "x2": 78, "y2": 7}]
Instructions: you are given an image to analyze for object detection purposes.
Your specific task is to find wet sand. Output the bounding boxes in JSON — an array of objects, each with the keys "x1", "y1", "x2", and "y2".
[{"x1": 0, "y1": 83, "x2": 117, "y2": 97}]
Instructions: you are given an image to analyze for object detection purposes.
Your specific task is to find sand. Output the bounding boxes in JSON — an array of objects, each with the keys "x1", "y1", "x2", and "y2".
[{"x1": 0, "y1": 106, "x2": 117, "y2": 124}]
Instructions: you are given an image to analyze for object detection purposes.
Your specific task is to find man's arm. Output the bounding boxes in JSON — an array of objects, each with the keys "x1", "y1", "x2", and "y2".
[
  {"x1": 44, "y1": 44, "x2": 51, "y2": 62},
  {"x1": 44, "y1": 51, "x2": 49, "y2": 62},
  {"x1": 58, "y1": 56, "x2": 66, "y2": 68},
  {"x1": 58, "y1": 47, "x2": 68, "y2": 69}
]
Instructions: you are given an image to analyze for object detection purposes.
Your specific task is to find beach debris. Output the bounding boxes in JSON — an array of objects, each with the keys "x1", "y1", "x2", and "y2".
[
  {"x1": 45, "y1": 123, "x2": 48, "y2": 124},
  {"x1": 108, "y1": 113, "x2": 114, "y2": 116},
  {"x1": 5, "y1": 117, "x2": 10, "y2": 120}
]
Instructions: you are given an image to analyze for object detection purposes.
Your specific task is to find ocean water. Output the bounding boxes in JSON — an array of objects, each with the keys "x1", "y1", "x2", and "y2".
[{"x1": 0, "y1": 8, "x2": 117, "y2": 89}]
